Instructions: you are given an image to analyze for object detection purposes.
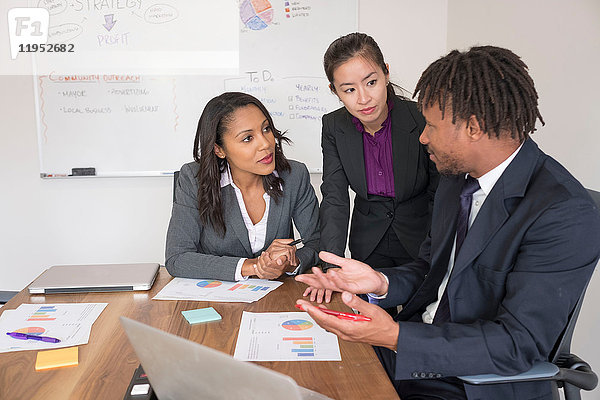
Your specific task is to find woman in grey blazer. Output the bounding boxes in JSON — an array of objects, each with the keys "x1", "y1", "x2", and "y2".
[{"x1": 166, "y1": 92, "x2": 320, "y2": 282}]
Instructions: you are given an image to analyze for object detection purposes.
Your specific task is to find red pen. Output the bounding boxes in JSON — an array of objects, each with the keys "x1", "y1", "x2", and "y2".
[{"x1": 295, "y1": 304, "x2": 371, "y2": 321}]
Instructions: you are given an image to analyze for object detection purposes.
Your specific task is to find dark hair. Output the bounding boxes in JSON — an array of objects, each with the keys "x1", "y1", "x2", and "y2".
[
  {"x1": 192, "y1": 92, "x2": 291, "y2": 236},
  {"x1": 323, "y1": 32, "x2": 407, "y2": 99},
  {"x1": 414, "y1": 45, "x2": 544, "y2": 141}
]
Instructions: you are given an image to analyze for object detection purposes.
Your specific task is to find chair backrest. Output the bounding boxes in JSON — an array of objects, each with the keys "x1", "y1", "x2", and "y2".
[
  {"x1": 549, "y1": 188, "x2": 599, "y2": 364},
  {"x1": 587, "y1": 188, "x2": 600, "y2": 210},
  {"x1": 173, "y1": 171, "x2": 180, "y2": 203},
  {"x1": 0, "y1": 291, "x2": 18, "y2": 304},
  {"x1": 550, "y1": 279, "x2": 591, "y2": 364}
]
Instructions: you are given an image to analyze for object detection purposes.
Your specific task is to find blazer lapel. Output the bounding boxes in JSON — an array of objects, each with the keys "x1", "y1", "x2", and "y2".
[
  {"x1": 337, "y1": 113, "x2": 368, "y2": 199},
  {"x1": 451, "y1": 139, "x2": 541, "y2": 278},
  {"x1": 390, "y1": 97, "x2": 420, "y2": 201},
  {"x1": 395, "y1": 177, "x2": 461, "y2": 317},
  {"x1": 429, "y1": 177, "x2": 461, "y2": 283},
  {"x1": 222, "y1": 186, "x2": 253, "y2": 255},
  {"x1": 452, "y1": 188, "x2": 509, "y2": 277}
]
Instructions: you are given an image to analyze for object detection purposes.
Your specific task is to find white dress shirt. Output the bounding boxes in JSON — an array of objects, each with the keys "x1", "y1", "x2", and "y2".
[
  {"x1": 422, "y1": 143, "x2": 524, "y2": 323},
  {"x1": 220, "y1": 168, "x2": 270, "y2": 281},
  {"x1": 220, "y1": 168, "x2": 300, "y2": 280}
]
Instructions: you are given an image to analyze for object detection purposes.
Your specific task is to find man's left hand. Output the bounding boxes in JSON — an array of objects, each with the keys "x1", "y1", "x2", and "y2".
[{"x1": 296, "y1": 291, "x2": 399, "y2": 351}]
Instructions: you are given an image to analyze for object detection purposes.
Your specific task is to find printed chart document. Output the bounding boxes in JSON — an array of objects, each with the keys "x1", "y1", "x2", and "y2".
[
  {"x1": 0, "y1": 303, "x2": 107, "y2": 353},
  {"x1": 153, "y1": 278, "x2": 283, "y2": 303},
  {"x1": 234, "y1": 312, "x2": 341, "y2": 361}
]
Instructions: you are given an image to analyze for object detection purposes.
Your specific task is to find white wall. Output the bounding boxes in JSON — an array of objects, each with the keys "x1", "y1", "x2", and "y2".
[
  {"x1": 447, "y1": 0, "x2": 600, "y2": 190},
  {"x1": 359, "y1": 1, "x2": 448, "y2": 95},
  {"x1": 1, "y1": 0, "x2": 599, "y2": 396}
]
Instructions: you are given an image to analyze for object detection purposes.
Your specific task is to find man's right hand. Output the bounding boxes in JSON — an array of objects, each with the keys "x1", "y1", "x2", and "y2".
[{"x1": 295, "y1": 251, "x2": 388, "y2": 295}]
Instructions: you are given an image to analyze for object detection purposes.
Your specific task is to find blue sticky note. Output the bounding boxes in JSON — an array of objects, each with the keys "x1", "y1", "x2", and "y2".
[{"x1": 181, "y1": 307, "x2": 222, "y2": 325}]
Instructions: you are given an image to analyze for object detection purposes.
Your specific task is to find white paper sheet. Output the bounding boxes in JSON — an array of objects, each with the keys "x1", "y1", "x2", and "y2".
[
  {"x1": 153, "y1": 278, "x2": 283, "y2": 303},
  {"x1": 234, "y1": 312, "x2": 341, "y2": 361},
  {"x1": 0, "y1": 303, "x2": 107, "y2": 353}
]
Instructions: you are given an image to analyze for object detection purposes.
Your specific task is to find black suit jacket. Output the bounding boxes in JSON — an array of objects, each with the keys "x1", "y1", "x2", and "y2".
[
  {"x1": 379, "y1": 139, "x2": 600, "y2": 400},
  {"x1": 319, "y1": 95, "x2": 438, "y2": 262}
]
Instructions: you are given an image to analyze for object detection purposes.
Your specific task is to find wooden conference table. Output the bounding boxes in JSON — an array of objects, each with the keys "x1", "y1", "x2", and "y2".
[{"x1": 0, "y1": 268, "x2": 399, "y2": 400}]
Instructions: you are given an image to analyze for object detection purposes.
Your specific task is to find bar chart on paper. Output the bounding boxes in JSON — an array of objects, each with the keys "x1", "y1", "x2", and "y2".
[
  {"x1": 228, "y1": 283, "x2": 271, "y2": 292},
  {"x1": 234, "y1": 312, "x2": 341, "y2": 361},
  {"x1": 283, "y1": 336, "x2": 315, "y2": 357},
  {"x1": 27, "y1": 306, "x2": 58, "y2": 321}
]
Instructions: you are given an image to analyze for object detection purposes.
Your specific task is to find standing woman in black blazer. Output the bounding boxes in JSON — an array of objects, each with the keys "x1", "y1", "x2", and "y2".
[{"x1": 310, "y1": 33, "x2": 438, "y2": 301}]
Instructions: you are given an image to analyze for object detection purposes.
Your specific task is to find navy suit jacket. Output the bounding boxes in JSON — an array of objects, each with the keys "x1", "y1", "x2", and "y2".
[{"x1": 379, "y1": 139, "x2": 600, "y2": 400}]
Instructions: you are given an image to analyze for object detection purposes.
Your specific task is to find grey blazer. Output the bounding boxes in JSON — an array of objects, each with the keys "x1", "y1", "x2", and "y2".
[{"x1": 165, "y1": 159, "x2": 320, "y2": 281}]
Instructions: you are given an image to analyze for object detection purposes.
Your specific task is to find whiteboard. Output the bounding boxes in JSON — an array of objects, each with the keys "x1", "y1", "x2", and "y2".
[{"x1": 34, "y1": 0, "x2": 358, "y2": 176}]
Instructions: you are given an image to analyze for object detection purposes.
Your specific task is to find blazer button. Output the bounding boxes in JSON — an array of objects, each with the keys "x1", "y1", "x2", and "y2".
[
  {"x1": 386, "y1": 212, "x2": 394, "y2": 218},
  {"x1": 436, "y1": 373, "x2": 442, "y2": 378},
  {"x1": 428, "y1": 373, "x2": 435, "y2": 378},
  {"x1": 419, "y1": 372, "x2": 427, "y2": 378},
  {"x1": 411, "y1": 372, "x2": 419, "y2": 378}
]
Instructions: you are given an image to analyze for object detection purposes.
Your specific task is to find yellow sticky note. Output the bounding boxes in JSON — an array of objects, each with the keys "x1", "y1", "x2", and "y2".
[{"x1": 35, "y1": 346, "x2": 79, "y2": 371}]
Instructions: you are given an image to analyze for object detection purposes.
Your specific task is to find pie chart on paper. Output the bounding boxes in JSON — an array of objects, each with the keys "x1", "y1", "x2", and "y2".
[
  {"x1": 282, "y1": 319, "x2": 313, "y2": 331},
  {"x1": 14, "y1": 327, "x2": 46, "y2": 335},
  {"x1": 196, "y1": 280, "x2": 222, "y2": 289}
]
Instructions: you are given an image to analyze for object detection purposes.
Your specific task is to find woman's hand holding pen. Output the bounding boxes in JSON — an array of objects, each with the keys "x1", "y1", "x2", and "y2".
[
  {"x1": 265, "y1": 239, "x2": 299, "y2": 271},
  {"x1": 254, "y1": 251, "x2": 285, "y2": 279},
  {"x1": 246, "y1": 239, "x2": 301, "y2": 279},
  {"x1": 242, "y1": 255, "x2": 282, "y2": 279},
  {"x1": 253, "y1": 239, "x2": 299, "y2": 279}
]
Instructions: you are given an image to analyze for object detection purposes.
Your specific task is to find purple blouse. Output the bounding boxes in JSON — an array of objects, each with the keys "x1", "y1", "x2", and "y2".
[{"x1": 351, "y1": 101, "x2": 395, "y2": 198}]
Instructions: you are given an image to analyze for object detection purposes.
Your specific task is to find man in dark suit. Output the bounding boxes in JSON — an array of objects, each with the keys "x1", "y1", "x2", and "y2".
[{"x1": 296, "y1": 46, "x2": 600, "y2": 400}]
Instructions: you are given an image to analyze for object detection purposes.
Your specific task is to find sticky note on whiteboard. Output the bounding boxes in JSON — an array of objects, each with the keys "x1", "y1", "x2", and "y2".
[{"x1": 181, "y1": 307, "x2": 222, "y2": 325}]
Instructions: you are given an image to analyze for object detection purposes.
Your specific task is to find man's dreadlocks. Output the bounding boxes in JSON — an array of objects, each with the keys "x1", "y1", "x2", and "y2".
[{"x1": 414, "y1": 46, "x2": 544, "y2": 141}]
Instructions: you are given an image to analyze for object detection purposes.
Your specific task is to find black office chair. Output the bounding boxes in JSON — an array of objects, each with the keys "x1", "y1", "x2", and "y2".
[
  {"x1": 458, "y1": 188, "x2": 600, "y2": 400},
  {"x1": 588, "y1": 188, "x2": 600, "y2": 211},
  {"x1": 0, "y1": 291, "x2": 18, "y2": 304}
]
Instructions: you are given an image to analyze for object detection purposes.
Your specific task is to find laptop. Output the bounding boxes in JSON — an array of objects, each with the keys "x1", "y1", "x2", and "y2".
[
  {"x1": 28, "y1": 263, "x2": 160, "y2": 294},
  {"x1": 120, "y1": 317, "x2": 332, "y2": 400}
]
